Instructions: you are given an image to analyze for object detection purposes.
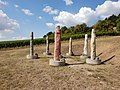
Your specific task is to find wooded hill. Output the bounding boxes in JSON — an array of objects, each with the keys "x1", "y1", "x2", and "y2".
[{"x1": 44, "y1": 14, "x2": 120, "y2": 38}]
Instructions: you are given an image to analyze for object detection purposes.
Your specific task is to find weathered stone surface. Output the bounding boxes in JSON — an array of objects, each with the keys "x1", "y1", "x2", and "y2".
[
  {"x1": 30, "y1": 32, "x2": 34, "y2": 56},
  {"x1": 80, "y1": 34, "x2": 88, "y2": 60},
  {"x1": 91, "y1": 29, "x2": 96, "y2": 60},
  {"x1": 26, "y1": 53, "x2": 38, "y2": 59},
  {"x1": 26, "y1": 32, "x2": 38, "y2": 59},
  {"x1": 43, "y1": 36, "x2": 51, "y2": 55},
  {"x1": 80, "y1": 55, "x2": 88, "y2": 61},
  {"x1": 86, "y1": 29, "x2": 101, "y2": 64},
  {"x1": 49, "y1": 26, "x2": 66, "y2": 66},
  {"x1": 49, "y1": 59, "x2": 65, "y2": 66},
  {"x1": 86, "y1": 57, "x2": 101, "y2": 64},
  {"x1": 83, "y1": 34, "x2": 88, "y2": 56},
  {"x1": 66, "y1": 37, "x2": 74, "y2": 56}
]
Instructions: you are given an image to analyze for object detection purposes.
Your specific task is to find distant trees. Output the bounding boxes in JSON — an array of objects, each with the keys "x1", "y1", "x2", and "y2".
[
  {"x1": 93, "y1": 14, "x2": 120, "y2": 32},
  {"x1": 43, "y1": 14, "x2": 120, "y2": 38},
  {"x1": 116, "y1": 17, "x2": 120, "y2": 32}
]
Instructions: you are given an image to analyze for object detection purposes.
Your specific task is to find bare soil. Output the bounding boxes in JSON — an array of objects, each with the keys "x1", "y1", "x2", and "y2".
[{"x1": 0, "y1": 36, "x2": 120, "y2": 90}]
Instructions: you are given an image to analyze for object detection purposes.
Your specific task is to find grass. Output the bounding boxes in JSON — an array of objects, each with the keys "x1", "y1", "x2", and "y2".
[{"x1": 0, "y1": 36, "x2": 120, "y2": 90}]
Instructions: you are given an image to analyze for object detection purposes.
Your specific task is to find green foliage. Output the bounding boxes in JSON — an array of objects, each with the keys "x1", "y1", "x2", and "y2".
[
  {"x1": 0, "y1": 38, "x2": 46, "y2": 49},
  {"x1": 116, "y1": 17, "x2": 120, "y2": 32},
  {"x1": 93, "y1": 14, "x2": 120, "y2": 32}
]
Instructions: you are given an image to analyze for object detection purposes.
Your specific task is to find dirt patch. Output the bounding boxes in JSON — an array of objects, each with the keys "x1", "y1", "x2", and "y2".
[{"x1": 0, "y1": 36, "x2": 120, "y2": 90}]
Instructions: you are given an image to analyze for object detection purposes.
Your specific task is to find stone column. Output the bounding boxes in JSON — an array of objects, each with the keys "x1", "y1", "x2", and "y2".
[
  {"x1": 66, "y1": 37, "x2": 74, "y2": 56},
  {"x1": 49, "y1": 26, "x2": 66, "y2": 66},
  {"x1": 83, "y1": 34, "x2": 88, "y2": 56},
  {"x1": 91, "y1": 29, "x2": 96, "y2": 60},
  {"x1": 80, "y1": 34, "x2": 88, "y2": 60},
  {"x1": 26, "y1": 32, "x2": 38, "y2": 59},
  {"x1": 30, "y1": 32, "x2": 34, "y2": 57},
  {"x1": 43, "y1": 36, "x2": 51, "y2": 55},
  {"x1": 54, "y1": 26, "x2": 61, "y2": 61},
  {"x1": 86, "y1": 29, "x2": 101, "y2": 64}
]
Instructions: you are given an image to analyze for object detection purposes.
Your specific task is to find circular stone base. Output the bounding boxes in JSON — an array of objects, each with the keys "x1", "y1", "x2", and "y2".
[
  {"x1": 59, "y1": 54, "x2": 64, "y2": 58},
  {"x1": 43, "y1": 52, "x2": 52, "y2": 55},
  {"x1": 49, "y1": 59, "x2": 66, "y2": 66},
  {"x1": 26, "y1": 53, "x2": 38, "y2": 59},
  {"x1": 80, "y1": 55, "x2": 88, "y2": 60},
  {"x1": 86, "y1": 57, "x2": 101, "y2": 65},
  {"x1": 66, "y1": 52, "x2": 74, "y2": 56}
]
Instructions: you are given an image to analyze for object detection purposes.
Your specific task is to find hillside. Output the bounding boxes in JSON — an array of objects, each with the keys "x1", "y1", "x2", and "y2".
[
  {"x1": 0, "y1": 36, "x2": 120, "y2": 90},
  {"x1": 44, "y1": 14, "x2": 120, "y2": 38}
]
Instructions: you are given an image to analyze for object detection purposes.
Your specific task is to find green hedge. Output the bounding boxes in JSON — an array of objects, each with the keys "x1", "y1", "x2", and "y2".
[
  {"x1": 0, "y1": 32, "x2": 119, "y2": 49},
  {"x1": 0, "y1": 38, "x2": 45, "y2": 48}
]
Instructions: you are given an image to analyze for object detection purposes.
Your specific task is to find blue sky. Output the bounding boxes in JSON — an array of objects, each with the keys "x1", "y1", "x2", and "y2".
[{"x1": 0, "y1": 0, "x2": 120, "y2": 41}]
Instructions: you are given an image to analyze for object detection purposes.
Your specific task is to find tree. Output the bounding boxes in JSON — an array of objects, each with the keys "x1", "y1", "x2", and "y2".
[
  {"x1": 47, "y1": 31, "x2": 53, "y2": 36},
  {"x1": 116, "y1": 18, "x2": 120, "y2": 32},
  {"x1": 80, "y1": 23, "x2": 87, "y2": 33},
  {"x1": 61, "y1": 26, "x2": 67, "y2": 34}
]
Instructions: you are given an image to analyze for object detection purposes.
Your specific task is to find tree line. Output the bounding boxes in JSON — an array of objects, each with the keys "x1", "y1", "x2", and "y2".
[{"x1": 44, "y1": 14, "x2": 120, "y2": 38}]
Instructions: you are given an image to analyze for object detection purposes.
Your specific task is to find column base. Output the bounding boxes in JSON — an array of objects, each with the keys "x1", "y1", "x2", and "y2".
[
  {"x1": 49, "y1": 58, "x2": 66, "y2": 66},
  {"x1": 80, "y1": 55, "x2": 88, "y2": 60},
  {"x1": 66, "y1": 52, "x2": 74, "y2": 56},
  {"x1": 26, "y1": 53, "x2": 38, "y2": 59},
  {"x1": 86, "y1": 57, "x2": 101, "y2": 65},
  {"x1": 43, "y1": 52, "x2": 52, "y2": 55},
  {"x1": 59, "y1": 54, "x2": 64, "y2": 58}
]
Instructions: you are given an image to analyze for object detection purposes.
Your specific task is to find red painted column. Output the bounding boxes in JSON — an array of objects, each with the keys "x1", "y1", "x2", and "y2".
[{"x1": 54, "y1": 26, "x2": 61, "y2": 61}]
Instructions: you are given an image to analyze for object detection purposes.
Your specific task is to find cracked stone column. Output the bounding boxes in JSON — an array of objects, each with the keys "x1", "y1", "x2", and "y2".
[
  {"x1": 30, "y1": 32, "x2": 34, "y2": 57},
  {"x1": 66, "y1": 37, "x2": 74, "y2": 56},
  {"x1": 86, "y1": 29, "x2": 101, "y2": 64},
  {"x1": 43, "y1": 36, "x2": 51, "y2": 55},
  {"x1": 80, "y1": 34, "x2": 88, "y2": 60},
  {"x1": 49, "y1": 26, "x2": 66, "y2": 66},
  {"x1": 26, "y1": 32, "x2": 38, "y2": 59},
  {"x1": 91, "y1": 29, "x2": 96, "y2": 60}
]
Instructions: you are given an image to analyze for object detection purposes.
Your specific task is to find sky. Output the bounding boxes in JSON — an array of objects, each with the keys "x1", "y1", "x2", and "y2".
[{"x1": 0, "y1": 0, "x2": 120, "y2": 41}]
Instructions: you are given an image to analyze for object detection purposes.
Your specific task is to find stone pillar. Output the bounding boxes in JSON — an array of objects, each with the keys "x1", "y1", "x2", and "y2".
[
  {"x1": 43, "y1": 36, "x2": 51, "y2": 55},
  {"x1": 91, "y1": 29, "x2": 96, "y2": 60},
  {"x1": 26, "y1": 32, "x2": 38, "y2": 59},
  {"x1": 86, "y1": 29, "x2": 101, "y2": 64},
  {"x1": 54, "y1": 26, "x2": 61, "y2": 61},
  {"x1": 83, "y1": 34, "x2": 88, "y2": 56},
  {"x1": 80, "y1": 34, "x2": 88, "y2": 60},
  {"x1": 30, "y1": 32, "x2": 34, "y2": 56},
  {"x1": 49, "y1": 26, "x2": 66, "y2": 66},
  {"x1": 66, "y1": 37, "x2": 74, "y2": 56}
]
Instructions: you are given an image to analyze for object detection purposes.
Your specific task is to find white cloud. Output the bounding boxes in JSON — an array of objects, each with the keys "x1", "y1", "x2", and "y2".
[
  {"x1": 43, "y1": 6, "x2": 59, "y2": 15},
  {"x1": 38, "y1": 16, "x2": 42, "y2": 19},
  {"x1": 46, "y1": 23, "x2": 54, "y2": 29},
  {"x1": 12, "y1": 36, "x2": 28, "y2": 40},
  {"x1": 54, "y1": 0, "x2": 120, "y2": 27},
  {"x1": 96, "y1": 0, "x2": 120, "y2": 19},
  {"x1": 53, "y1": 7, "x2": 97, "y2": 27},
  {"x1": 0, "y1": 32, "x2": 7, "y2": 39},
  {"x1": 0, "y1": 0, "x2": 7, "y2": 8},
  {"x1": 0, "y1": 10, "x2": 19, "y2": 40},
  {"x1": 63, "y1": 0, "x2": 73, "y2": 5},
  {"x1": 14, "y1": 4, "x2": 19, "y2": 8},
  {"x1": 0, "y1": 35, "x2": 29, "y2": 41},
  {"x1": 21, "y1": 9, "x2": 34, "y2": 16},
  {"x1": 0, "y1": 10, "x2": 19, "y2": 32}
]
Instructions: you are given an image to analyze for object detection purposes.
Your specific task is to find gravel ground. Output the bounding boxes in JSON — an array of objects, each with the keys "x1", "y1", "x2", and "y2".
[{"x1": 0, "y1": 36, "x2": 120, "y2": 90}]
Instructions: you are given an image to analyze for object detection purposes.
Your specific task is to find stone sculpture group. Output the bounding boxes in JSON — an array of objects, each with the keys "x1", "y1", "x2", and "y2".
[{"x1": 26, "y1": 26, "x2": 101, "y2": 66}]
